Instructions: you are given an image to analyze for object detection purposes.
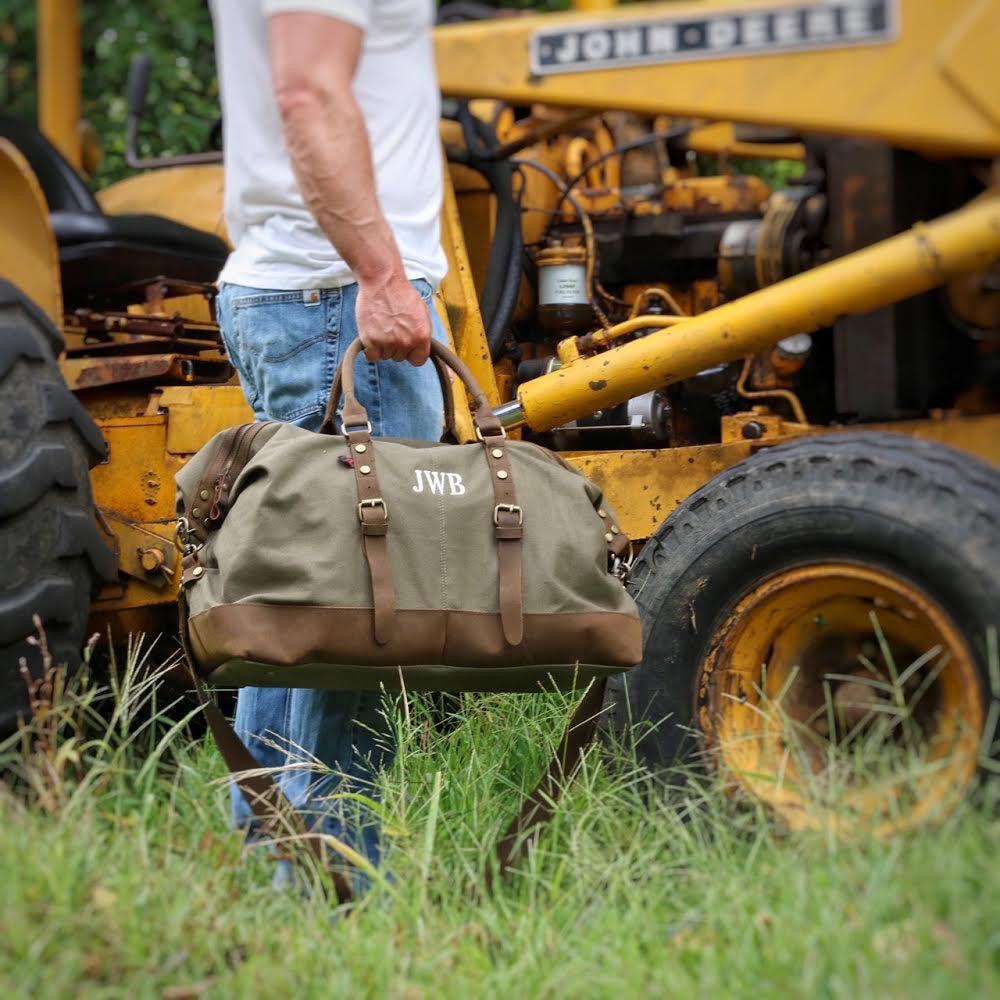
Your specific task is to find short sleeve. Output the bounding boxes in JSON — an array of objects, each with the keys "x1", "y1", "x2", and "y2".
[{"x1": 262, "y1": 0, "x2": 370, "y2": 32}]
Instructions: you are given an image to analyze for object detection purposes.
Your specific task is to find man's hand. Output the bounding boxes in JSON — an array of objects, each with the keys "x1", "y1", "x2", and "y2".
[{"x1": 355, "y1": 274, "x2": 432, "y2": 366}]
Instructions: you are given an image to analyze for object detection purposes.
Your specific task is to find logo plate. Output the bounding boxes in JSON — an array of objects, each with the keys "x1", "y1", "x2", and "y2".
[{"x1": 530, "y1": 1, "x2": 896, "y2": 76}]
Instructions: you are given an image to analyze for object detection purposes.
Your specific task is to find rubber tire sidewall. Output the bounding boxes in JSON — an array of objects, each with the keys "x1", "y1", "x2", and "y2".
[{"x1": 613, "y1": 432, "x2": 1000, "y2": 771}]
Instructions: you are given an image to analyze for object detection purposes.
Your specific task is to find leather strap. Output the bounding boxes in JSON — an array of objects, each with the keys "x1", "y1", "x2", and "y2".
[
  {"x1": 180, "y1": 574, "x2": 603, "y2": 897},
  {"x1": 478, "y1": 429, "x2": 524, "y2": 646},
  {"x1": 176, "y1": 591, "x2": 355, "y2": 905},
  {"x1": 345, "y1": 424, "x2": 396, "y2": 645},
  {"x1": 187, "y1": 421, "x2": 271, "y2": 542},
  {"x1": 320, "y1": 345, "x2": 455, "y2": 438},
  {"x1": 491, "y1": 677, "x2": 608, "y2": 881},
  {"x1": 322, "y1": 339, "x2": 503, "y2": 440}
]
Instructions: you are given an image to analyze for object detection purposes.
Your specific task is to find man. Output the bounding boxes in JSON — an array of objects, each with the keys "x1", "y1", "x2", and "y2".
[{"x1": 209, "y1": 0, "x2": 447, "y2": 881}]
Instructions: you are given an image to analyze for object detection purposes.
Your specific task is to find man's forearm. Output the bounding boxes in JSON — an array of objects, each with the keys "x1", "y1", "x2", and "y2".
[{"x1": 277, "y1": 85, "x2": 404, "y2": 286}]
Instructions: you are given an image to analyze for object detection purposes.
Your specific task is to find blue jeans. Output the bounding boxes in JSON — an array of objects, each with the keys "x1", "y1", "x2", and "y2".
[{"x1": 216, "y1": 278, "x2": 445, "y2": 878}]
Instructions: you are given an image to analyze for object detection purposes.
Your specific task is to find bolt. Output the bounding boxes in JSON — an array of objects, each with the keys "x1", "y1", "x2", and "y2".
[
  {"x1": 139, "y1": 546, "x2": 166, "y2": 574},
  {"x1": 741, "y1": 420, "x2": 765, "y2": 440}
]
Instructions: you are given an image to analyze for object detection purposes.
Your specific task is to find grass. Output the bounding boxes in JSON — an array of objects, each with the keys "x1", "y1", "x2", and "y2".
[{"x1": 1, "y1": 636, "x2": 998, "y2": 999}]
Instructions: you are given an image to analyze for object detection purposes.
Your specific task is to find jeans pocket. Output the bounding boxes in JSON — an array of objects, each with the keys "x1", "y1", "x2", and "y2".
[{"x1": 234, "y1": 295, "x2": 337, "y2": 423}]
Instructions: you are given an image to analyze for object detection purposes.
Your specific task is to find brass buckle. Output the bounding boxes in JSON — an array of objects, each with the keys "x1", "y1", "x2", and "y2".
[
  {"x1": 358, "y1": 497, "x2": 388, "y2": 523},
  {"x1": 476, "y1": 424, "x2": 507, "y2": 442},
  {"x1": 493, "y1": 503, "x2": 523, "y2": 527}
]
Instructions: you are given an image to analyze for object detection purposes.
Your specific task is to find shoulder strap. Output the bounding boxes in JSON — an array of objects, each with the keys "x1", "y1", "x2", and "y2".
[{"x1": 182, "y1": 601, "x2": 604, "y2": 899}]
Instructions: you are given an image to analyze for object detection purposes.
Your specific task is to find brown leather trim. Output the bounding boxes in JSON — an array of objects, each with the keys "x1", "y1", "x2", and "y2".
[
  {"x1": 345, "y1": 425, "x2": 397, "y2": 645},
  {"x1": 188, "y1": 604, "x2": 641, "y2": 682},
  {"x1": 479, "y1": 430, "x2": 524, "y2": 647}
]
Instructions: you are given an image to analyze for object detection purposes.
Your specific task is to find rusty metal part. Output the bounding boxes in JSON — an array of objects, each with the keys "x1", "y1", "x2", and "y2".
[
  {"x1": 148, "y1": 386, "x2": 254, "y2": 453},
  {"x1": 559, "y1": 313, "x2": 687, "y2": 365},
  {"x1": 568, "y1": 412, "x2": 1000, "y2": 542},
  {"x1": 662, "y1": 174, "x2": 771, "y2": 216},
  {"x1": 61, "y1": 354, "x2": 234, "y2": 391},
  {"x1": 512, "y1": 191, "x2": 1000, "y2": 432},
  {"x1": 98, "y1": 508, "x2": 177, "y2": 589},
  {"x1": 699, "y1": 562, "x2": 983, "y2": 834},
  {"x1": 64, "y1": 307, "x2": 221, "y2": 349},
  {"x1": 735, "y1": 354, "x2": 808, "y2": 425}
]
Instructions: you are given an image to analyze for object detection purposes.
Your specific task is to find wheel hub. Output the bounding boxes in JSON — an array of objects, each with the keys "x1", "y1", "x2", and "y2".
[{"x1": 699, "y1": 562, "x2": 984, "y2": 833}]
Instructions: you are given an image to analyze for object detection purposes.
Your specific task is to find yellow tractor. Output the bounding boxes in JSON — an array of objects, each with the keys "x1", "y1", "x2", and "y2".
[{"x1": 3, "y1": 0, "x2": 1000, "y2": 833}]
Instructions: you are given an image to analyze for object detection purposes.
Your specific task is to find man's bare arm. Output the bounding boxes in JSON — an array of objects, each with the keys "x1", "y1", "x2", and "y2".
[{"x1": 268, "y1": 12, "x2": 431, "y2": 365}]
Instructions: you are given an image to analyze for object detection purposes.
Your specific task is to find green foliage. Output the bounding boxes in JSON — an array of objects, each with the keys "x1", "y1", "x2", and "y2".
[
  {"x1": 2, "y1": 641, "x2": 999, "y2": 997},
  {"x1": 0, "y1": 0, "x2": 219, "y2": 189}
]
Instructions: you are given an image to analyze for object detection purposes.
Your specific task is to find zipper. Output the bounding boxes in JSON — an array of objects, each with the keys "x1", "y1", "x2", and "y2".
[{"x1": 208, "y1": 421, "x2": 271, "y2": 523}]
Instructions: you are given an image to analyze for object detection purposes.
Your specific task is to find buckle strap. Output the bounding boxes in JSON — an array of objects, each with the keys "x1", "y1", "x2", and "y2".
[
  {"x1": 491, "y1": 677, "x2": 608, "y2": 883},
  {"x1": 175, "y1": 590, "x2": 354, "y2": 904},
  {"x1": 478, "y1": 430, "x2": 523, "y2": 646},
  {"x1": 346, "y1": 427, "x2": 396, "y2": 645}
]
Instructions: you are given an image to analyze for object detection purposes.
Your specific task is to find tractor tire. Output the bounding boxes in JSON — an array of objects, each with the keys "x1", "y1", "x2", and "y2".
[
  {"x1": 0, "y1": 281, "x2": 115, "y2": 736},
  {"x1": 607, "y1": 431, "x2": 1000, "y2": 831}
]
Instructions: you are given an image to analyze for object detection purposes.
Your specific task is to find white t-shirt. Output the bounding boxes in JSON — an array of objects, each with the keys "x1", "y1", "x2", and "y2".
[{"x1": 210, "y1": 0, "x2": 447, "y2": 290}]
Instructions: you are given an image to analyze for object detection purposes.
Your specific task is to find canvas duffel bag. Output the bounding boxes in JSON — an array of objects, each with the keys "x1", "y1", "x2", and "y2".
[{"x1": 175, "y1": 339, "x2": 641, "y2": 899}]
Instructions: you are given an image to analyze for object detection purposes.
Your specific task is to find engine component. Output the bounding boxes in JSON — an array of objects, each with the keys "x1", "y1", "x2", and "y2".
[
  {"x1": 552, "y1": 389, "x2": 671, "y2": 449},
  {"x1": 536, "y1": 244, "x2": 593, "y2": 334},
  {"x1": 718, "y1": 189, "x2": 826, "y2": 299}
]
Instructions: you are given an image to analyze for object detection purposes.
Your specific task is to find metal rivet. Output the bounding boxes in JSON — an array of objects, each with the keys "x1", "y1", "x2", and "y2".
[
  {"x1": 191, "y1": 507, "x2": 201, "y2": 518},
  {"x1": 496, "y1": 469, "x2": 508, "y2": 480},
  {"x1": 598, "y1": 509, "x2": 607, "y2": 518},
  {"x1": 199, "y1": 490, "x2": 210, "y2": 501},
  {"x1": 192, "y1": 566, "x2": 205, "y2": 578},
  {"x1": 611, "y1": 524, "x2": 619, "y2": 534},
  {"x1": 359, "y1": 465, "x2": 371, "y2": 475},
  {"x1": 604, "y1": 532, "x2": 614, "y2": 543},
  {"x1": 492, "y1": 448, "x2": 504, "y2": 459},
  {"x1": 354, "y1": 443, "x2": 367, "y2": 454}
]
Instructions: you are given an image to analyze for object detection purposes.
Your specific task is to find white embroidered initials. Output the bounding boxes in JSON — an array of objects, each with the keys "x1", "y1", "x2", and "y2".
[{"x1": 413, "y1": 469, "x2": 466, "y2": 496}]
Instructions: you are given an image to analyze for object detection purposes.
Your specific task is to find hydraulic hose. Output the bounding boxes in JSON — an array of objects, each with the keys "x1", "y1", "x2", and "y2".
[
  {"x1": 449, "y1": 104, "x2": 523, "y2": 359},
  {"x1": 486, "y1": 210, "x2": 523, "y2": 357}
]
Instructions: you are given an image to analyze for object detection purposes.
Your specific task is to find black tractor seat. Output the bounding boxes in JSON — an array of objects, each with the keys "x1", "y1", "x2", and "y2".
[{"x1": 0, "y1": 114, "x2": 228, "y2": 303}]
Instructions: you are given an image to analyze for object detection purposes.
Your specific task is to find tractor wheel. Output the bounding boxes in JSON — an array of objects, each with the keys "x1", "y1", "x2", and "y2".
[
  {"x1": 0, "y1": 281, "x2": 115, "y2": 736},
  {"x1": 608, "y1": 432, "x2": 999, "y2": 833}
]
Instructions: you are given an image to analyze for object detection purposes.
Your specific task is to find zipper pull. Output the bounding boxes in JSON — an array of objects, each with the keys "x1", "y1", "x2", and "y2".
[{"x1": 208, "y1": 477, "x2": 225, "y2": 522}]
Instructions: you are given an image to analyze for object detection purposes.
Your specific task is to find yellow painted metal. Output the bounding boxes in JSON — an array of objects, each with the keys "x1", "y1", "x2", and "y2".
[
  {"x1": 438, "y1": 161, "x2": 501, "y2": 415},
  {"x1": 566, "y1": 441, "x2": 757, "y2": 540},
  {"x1": 566, "y1": 413, "x2": 1000, "y2": 542},
  {"x1": 435, "y1": 0, "x2": 1000, "y2": 157},
  {"x1": 0, "y1": 139, "x2": 62, "y2": 323},
  {"x1": 516, "y1": 192, "x2": 1000, "y2": 432},
  {"x1": 37, "y1": 0, "x2": 81, "y2": 169},
  {"x1": 701, "y1": 563, "x2": 983, "y2": 834},
  {"x1": 99, "y1": 509, "x2": 177, "y2": 590},
  {"x1": 939, "y1": 0, "x2": 1000, "y2": 131},
  {"x1": 150, "y1": 386, "x2": 254, "y2": 454},
  {"x1": 97, "y1": 165, "x2": 230, "y2": 242},
  {"x1": 91, "y1": 416, "x2": 181, "y2": 523},
  {"x1": 685, "y1": 122, "x2": 805, "y2": 162}
]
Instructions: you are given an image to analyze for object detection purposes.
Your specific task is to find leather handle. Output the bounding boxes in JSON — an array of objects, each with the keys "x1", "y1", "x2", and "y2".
[{"x1": 320, "y1": 339, "x2": 503, "y2": 438}]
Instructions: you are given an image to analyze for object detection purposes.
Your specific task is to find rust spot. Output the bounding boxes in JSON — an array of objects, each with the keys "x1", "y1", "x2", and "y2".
[{"x1": 589, "y1": 380, "x2": 608, "y2": 391}]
